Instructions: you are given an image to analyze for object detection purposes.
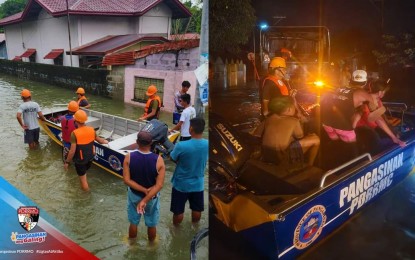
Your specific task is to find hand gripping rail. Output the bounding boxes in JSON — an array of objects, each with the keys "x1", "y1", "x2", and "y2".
[{"x1": 319, "y1": 153, "x2": 372, "y2": 188}]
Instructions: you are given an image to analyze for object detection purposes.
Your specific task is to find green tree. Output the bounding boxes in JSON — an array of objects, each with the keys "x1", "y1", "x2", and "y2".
[
  {"x1": 210, "y1": 0, "x2": 256, "y2": 55},
  {"x1": 0, "y1": 0, "x2": 27, "y2": 19},
  {"x1": 0, "y1": 0, "x2": 27, "y2": 33},
  {"x1": 372, "y1": 33, "x2": 415, "y2": 68},
  {"x1": 172, "y1": 0, "x2": 202, "y2": 35}
]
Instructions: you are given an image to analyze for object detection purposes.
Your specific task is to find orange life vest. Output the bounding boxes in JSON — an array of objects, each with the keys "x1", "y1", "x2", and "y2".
[
  {"x1": 77, "y1": 96, "x2": 88, "y2": 107},
  {"x1": 73, "y1": 126, "x2": 95, "y2": 164},
  {"x1": 261, "y1": 75, "x2": 289, "y2": 96},
  {"x1": 144, "y1": 95, "x2": 162, "y2": 120}
]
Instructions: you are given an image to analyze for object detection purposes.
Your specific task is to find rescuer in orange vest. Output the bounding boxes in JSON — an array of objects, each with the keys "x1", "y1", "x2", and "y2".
[
  {"x1": 261, "y1": 57, "x2": 290, "y2": 117},
  {"x1": 64, "y1": 110, "x2": 108, "y2": 191},
  {"x1": 139, "y1": 85, "x2": 162, "y2": 121},
  {"x1": 76, "y1": 87, "x2": 91, "y2": 109}
]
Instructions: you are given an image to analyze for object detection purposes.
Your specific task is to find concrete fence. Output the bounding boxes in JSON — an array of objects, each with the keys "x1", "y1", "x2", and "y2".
[
  {"x1": 0, "y1": 59, "x2": 111, "y2": 97},
  {"x1": 212, "y1": 57, "x2": 246, "y2": 88}
]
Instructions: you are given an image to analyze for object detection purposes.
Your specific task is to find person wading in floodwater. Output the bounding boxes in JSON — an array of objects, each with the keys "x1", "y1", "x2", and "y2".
[
  {"x1": 139, "y1": 85, "x2": 162, "y2": 121},
  {"x1": 64, "y1": 110, "x2": 108, "y2": 191},
  {"x1": 123, "y1": 131, "x2": 166, "y2": 242},
  {"x1": 60, "y1": 101, "x2": 79, "y2": 164},
  {"x1": 16, "y1": 89, "x2": 47, "y2": 149},
  {"x1": 76, "y1": 87, "x2": 91, "y2": 109}
]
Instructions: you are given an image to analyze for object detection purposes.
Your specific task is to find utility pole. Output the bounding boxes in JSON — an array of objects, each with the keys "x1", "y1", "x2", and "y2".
[
  {"x1": 66, "y1": 0, "x2": 73, "y2": 67},
  {"x1": 195, "y1": 0, "x2": 208, "y2": 117}
]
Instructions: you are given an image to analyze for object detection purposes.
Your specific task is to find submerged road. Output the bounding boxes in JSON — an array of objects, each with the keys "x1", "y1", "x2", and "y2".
[{"x1": 0, "y1": 74, "x2": 208, "y2": 260}]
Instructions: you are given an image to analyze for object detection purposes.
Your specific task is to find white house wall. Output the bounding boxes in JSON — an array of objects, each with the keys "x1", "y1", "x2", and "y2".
[
  {"x1": 77, "y1": 16, "x2": 135, "y2": 46},
  {"x1": 4, "y1": 25, "x2": 25, "y2": 60},
  {"x1": 37, "y1": 10, "x2": 79, "y2": 66},
  {"x1": 5, "y1": 3, "x2": 172, "y2": 67},
  {"x1": 139, "y1": 3, "x2": 171, "y2": 35},
  {"x1": 5, "y1": 9, "x2": 80, "y2": 66}
]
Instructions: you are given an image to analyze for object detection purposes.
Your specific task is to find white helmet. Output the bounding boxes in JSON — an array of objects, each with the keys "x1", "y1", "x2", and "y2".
[{"x1": 352, "y1": 70, "x2": 367, "y2": 82}]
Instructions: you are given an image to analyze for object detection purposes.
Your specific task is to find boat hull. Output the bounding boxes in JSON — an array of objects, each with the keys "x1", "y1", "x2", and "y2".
[
  {"x1": 39, "y1": 108, "x2": 179, "y2": 178},
  {"x1": 211, "y1": 143, "x2": 415, "y2": 259},
  {"x1": 210, "y1": 105, "x2": 415, "y2": 259}
]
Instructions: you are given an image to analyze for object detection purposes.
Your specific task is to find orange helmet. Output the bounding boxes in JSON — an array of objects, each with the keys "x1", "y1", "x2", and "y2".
[
  {"x1": 76, "y1": 87, "x2": 85, "y2": 94},
  {"x1": 68, "y1": 101, "x2": 79, "y2": 113},
  {"x1": 269, "y1": 57, "x2": 286, "y2": 69},
  {"x1": 146, "y1": 85, "x2": 157, "y2": 96},
  {"x1": 74, "y1": 110, "x2": 88, "y2": 123},
  {"x1": 21, "y1": 89, "x2": 31, "y2": 98}
]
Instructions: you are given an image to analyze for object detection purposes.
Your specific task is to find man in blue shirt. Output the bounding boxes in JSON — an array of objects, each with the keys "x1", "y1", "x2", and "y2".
[{"x1": 170, "y1": 118, "x2": 208, "y2": 225}]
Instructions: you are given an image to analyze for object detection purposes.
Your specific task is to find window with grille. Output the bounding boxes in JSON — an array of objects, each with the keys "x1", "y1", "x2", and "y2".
[{"x1": 133, "y1": 77, "x2": 164, "y2": 104}]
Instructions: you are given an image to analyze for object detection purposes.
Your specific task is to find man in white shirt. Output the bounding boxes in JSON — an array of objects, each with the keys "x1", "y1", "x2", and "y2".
[
  {"x1": 169, "y1": 94, "x2": 196, "y2": 141},
  {"x1": 174, "y1": 81, "x2": 191, "y2": 113},
  {"x1": 16, "y1": 89, "x2": 46, "y2": 149}
]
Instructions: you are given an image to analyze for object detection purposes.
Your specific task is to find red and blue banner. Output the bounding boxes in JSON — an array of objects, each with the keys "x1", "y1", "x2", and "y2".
[{"x1": 0, "y1": 177, "x2": 98, "y2": 259}]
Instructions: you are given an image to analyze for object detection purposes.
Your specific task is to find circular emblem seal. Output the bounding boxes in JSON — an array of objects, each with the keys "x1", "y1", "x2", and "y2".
[
  {"x1": 293, "y1": 205, "x2": 326, "y2": 249},
  {"x1": 108, "y1": 155, "x2": 122, "y2": 171}
]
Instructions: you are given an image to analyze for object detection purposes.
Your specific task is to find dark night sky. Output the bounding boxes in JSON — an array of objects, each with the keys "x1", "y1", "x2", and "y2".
[
  {"x1": 253, "y1": 0, "x2": 415, "y2": 66},
  {"x1": 254, "y1": 0, "x2": 415, "y2": 34}
]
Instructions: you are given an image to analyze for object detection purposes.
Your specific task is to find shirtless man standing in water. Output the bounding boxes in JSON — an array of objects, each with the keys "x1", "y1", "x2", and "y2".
[{"x1": 256, "y1": 96, "x2": 320, "y2": 168}]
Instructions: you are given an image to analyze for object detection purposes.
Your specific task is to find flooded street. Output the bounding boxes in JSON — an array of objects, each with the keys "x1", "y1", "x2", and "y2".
[
  {"x1": 0, "y1": 74, "x2": 208, "y2": 260},
  {"x1": 210, "y1": 81, "x2": 415, "y2": 259}
]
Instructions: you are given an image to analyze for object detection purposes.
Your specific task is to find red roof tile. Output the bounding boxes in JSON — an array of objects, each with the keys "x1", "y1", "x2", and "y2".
[
  {"x1": 0, "y1": 0, "x2": 191, "y2": 26},
  {"x1": 67, "y1": 34, "x2": 168, "y2": 56},
  {"x1": 0, "y1": 12, "x2": 23, "y2": 24},
  {"x1": 102, "y1": 39, "x2": 199, "y2": 66},
  {"x1": 44, "y1": 49, "x2": 64, "y2": 59},
  {"x1": 20, "y1": 49, "x2": 36, "y2": 58},
  {"x1": 69, "y1": 35, "x2": 168, "y2": 55},
  {"x1": 169, "y1": 33, "x2": 200, "y2": 40},
  {"x1": 102, "y1": 52, "x2": 136, "y2": 66}
]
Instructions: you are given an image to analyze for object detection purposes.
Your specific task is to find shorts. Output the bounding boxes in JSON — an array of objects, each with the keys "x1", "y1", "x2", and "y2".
[
  {"x1": 323, "y1": 124, "x2": 356, "y2": 143},
  {"x1": 180, "y1": 136, "x2": 191, "y2": 141},
  {"x1": 74, "y1": 161, "x2": 92, "y2": 176},
  {"x1": 127, "y1": 188, "x2": 160, "y2": 227},
  {"x1": 24, "y1": 128, "x2": 40, "y2": 144},
  {"x1": 170, "y1": 187, "x2": 204, "y2": 215},
  {"x1": 262, "y1": 142, "x2": 304, "y2": 170}
]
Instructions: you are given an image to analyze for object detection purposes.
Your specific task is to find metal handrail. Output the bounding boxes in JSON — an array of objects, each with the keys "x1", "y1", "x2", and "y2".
[
  {"x1": 383, "y1": 102, "x2": 408, "y2": 133},
  {"x1": 319, "y1": 153, "x2": 372, "y2": 188},
  {"x1": 382, "y1": 102, "x2": 407, "y2": 111},
  {"x1": 190, "y1": 228, "x2": 208, "y2": 260},
  {"x1": 51, "y1": 103, "x2": 68, "y2": 107}
]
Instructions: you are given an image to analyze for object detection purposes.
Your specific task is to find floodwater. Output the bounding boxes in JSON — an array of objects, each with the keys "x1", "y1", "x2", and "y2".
[
  {"x1": 0, "y1": 74, "x2": 208, "y2": 260},
  {"x1": 210, "y1": 81, "x2": 415, "y2": 259}
]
